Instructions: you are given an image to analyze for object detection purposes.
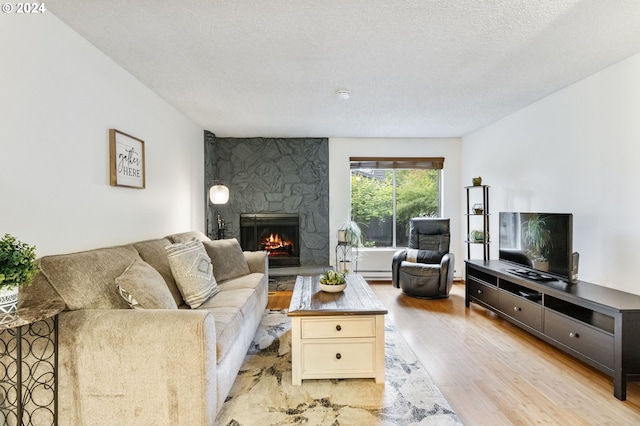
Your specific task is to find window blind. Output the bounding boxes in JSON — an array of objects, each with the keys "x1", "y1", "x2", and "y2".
[{"x1": 349, "y1": 157, "x2": 444, "y2": 170}]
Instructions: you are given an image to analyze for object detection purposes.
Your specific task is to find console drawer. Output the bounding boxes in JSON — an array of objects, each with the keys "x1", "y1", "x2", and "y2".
[
  {"x1": 467, "y1": 277, "x2": 498, "y2": 307},
  {"x1": 301, "y1": 340, "x2": 376, "y2": 376},
  {"x1": 498, "y1": 291, "x2": 542, "y2": 332},
  {"x1": 544, "y1": 309, "x2": 614, "y2": 369},
  {"x1": 301, "y1": 317, "x2": 376, "y2": 339}
]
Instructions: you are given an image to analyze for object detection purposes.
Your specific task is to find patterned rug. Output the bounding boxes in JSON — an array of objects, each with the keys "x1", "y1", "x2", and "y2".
[
  {"x1": 216, "y1": 310, "x2": 463, "y2": 425},
  {"x1": 268, "y1": 275, "x2": 297, "y2": 292}
]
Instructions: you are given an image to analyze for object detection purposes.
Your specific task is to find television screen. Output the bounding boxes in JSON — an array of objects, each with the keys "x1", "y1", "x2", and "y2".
[{"x1": 499, "y1": 212, "x2": 573, "y2": 282}]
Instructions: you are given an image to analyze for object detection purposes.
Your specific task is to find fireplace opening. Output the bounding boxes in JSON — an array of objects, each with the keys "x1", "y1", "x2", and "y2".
[{"x1": 240, "y1": 213, "x2": 300, "y2": 267}]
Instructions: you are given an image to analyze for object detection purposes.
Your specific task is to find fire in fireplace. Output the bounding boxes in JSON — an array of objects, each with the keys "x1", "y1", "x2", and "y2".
[
  {"x1": 240, "y1": 213, "x2": 300, "y2": 267},
  {"x1": 261, "y1": 233, "x2": 294, "y2": 257}
]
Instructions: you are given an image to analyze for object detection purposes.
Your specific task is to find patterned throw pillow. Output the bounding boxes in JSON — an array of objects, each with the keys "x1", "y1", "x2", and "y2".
[
  {"x1": 165, "y1": 240, "x2": 220, "y2": 308},
  {"x1": 115, "y1": 258, "x2": 178, "y2": 309}
]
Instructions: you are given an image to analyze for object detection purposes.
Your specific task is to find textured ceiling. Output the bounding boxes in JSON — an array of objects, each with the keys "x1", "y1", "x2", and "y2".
[{"x1": 48, "y1": 0, "x2": 640, "y2": 138}]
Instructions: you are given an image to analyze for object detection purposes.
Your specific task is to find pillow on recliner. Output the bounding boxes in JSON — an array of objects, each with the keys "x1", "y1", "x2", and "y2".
[
  {"x1": 115, "y1": 258, "x2": 178, "y2": 309},
  {"x1": 406, "y1": 248, "x2": 446, "y2": 264},
  {"x1": 202, "y1": 239, "x2": 251, "y2": 282}
]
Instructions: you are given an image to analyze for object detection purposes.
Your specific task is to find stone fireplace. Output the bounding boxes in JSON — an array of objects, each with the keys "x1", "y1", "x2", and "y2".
[
  {"x1": 204, "y1": 133, "x2": 330, "y2": 266},
  {"x1": 240, "y1": 213, "x2": 300, "y2": 267}
]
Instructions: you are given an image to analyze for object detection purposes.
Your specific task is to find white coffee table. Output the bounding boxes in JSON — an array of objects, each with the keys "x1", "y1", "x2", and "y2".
[{"x1": 287, "y1": 273, "x2": 388, "y2": 385}]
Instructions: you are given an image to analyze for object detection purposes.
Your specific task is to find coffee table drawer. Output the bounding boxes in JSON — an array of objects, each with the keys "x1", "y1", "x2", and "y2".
[
  {"x1": 301, "y1": 317, "x2": 376, "y2": 339},
  {"x1": 301, "y1": 340, "x2": 376, "y2": 375}
]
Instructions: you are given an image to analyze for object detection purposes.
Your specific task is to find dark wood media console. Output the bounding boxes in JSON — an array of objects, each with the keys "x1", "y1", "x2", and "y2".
[{"x1": 465, "y1": 259, "x2": 640, "y2": 400}]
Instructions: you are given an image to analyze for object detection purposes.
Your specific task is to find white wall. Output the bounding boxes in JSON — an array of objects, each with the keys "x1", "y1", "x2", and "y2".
[
  {"x1": 0, "y1": 13, "x2": 204, "y2": 256},
  {"x1": 462, "y1": 52, "x2": 640, "y2": 295},
  {"x1": 329, "y1": 138, "x2": 462, "y2": 279}
]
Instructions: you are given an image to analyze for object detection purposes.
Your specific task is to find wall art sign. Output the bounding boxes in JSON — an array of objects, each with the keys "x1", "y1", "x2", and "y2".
[{"x1": 109, "y1": 129, "x2": 146, "y2": 189}]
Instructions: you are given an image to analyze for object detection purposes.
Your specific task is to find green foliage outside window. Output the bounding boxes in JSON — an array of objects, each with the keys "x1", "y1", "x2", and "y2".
[
  {"x1": 395, "y1": 170, "x2": 439, "y2": 223},
  {"x1": 350, "y1": 169, "x2": 440, "y2": 247}
]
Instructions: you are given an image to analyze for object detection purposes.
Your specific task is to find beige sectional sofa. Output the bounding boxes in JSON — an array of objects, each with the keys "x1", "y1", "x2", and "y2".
[{"x1": 19, "y1": 231, "x2": 268, "y2": 426}]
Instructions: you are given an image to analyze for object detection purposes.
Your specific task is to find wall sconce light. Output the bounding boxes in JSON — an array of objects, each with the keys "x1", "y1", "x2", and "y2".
[{"x1": 209, "y1": 182, "x2": 229, "y2": 205}]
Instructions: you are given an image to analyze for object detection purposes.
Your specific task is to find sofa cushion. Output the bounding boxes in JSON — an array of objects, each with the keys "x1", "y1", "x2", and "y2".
[
  {"x1": 38, "y1": 245, "x2": 139, "y2": 310},
  {"x1": 132, "y1": 238, "x2": 184, "y2": 306},
  {"x1": 198, "y1": 288, "x2": 258, "y2": 323},
  {"x1": 115, "y1": 258, "x2": 178, "y2": 309},
  {"x1": 220, "y1": 272, "x2": 269, "y2": 311},
  {"x1": 166, "y1": 240, "x2": 219, "y2": 308},
  {"x1": 197, "y1": 286, "x2": 259, "y2": 362},
  {"x1": 202, "y1": 306, "x2": 245, "y2": 362},
  {"x1": 215, "y1": 272, "x2": 265, "y2": 292},
  {"x1": 203, "y1": 239, "x2": 251, "y2": 282}
]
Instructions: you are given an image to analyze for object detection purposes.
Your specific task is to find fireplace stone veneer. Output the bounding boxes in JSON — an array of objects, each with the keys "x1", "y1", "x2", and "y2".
[{"x1": 204, "y1": 133, "x2": 330, "y2": 266}]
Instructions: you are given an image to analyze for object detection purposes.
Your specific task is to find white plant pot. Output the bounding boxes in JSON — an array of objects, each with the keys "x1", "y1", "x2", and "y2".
[
  {"x1": 533, "y1": 260, "x2": 549, "y2": 272},
  {"x1": 0, "y1": 287, "x2": 18, "y2": 313},
  {"x1": 320, "y1": 283, "x2": 347, "y2": 293},
  {"x1": 0, "y1": 287, "x2": 18, "y2": 325}
]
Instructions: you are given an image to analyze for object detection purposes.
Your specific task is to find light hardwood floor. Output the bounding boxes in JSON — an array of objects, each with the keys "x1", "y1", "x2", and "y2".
[{"x1": 268, "y1": 282, "x2": 640, "y2": 425}]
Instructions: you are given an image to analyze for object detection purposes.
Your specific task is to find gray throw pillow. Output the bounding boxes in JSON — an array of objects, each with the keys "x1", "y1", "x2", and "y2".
[
  {"x1": 115, "y1": 258, "x2": 178, "y2": 309},
  {"x1": 117, "y1": 285, "x2": 142, "y2": 309},
  {"x1": 165, "y1": 240, "x2": 220, "y2": 308},
  {"x1": 203, "y1": 239, "x2": 251, "y2": 282}
]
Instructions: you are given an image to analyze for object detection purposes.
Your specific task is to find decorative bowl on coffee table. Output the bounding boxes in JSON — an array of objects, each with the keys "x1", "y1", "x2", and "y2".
[
  {"x1": 319, "y1": 283, "x2": 347, "y2": 292},
  {"x1": 319, "y1": 270, "x2": 347, "y2": 292}
]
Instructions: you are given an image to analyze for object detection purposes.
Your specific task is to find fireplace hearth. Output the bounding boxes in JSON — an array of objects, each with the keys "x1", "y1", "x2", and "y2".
[{"x1": 240, "y1": 213, "x2": 300, "y2": 267}]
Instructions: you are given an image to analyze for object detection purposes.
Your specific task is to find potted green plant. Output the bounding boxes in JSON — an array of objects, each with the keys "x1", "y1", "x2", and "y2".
[
  {"x1": 319, "y1": 270, "x2": 348, "y2": 293},
  {"x1": 522, "y1": 215, "x2": 553, "y2": 271},
  {"x1": 337, "y1": 220, "x2": 365, "y2": 248},
  {"x1": 0, "y1": 234, "x2": 39, "y2": 315},
  {"x1": 337, "y1": 220, "x2": 366, "y2": 272}
]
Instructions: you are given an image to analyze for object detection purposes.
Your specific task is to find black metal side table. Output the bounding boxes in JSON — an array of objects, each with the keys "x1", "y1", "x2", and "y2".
[{"x1": 0, "y1": 300, "x2": 65, "y2": 426}]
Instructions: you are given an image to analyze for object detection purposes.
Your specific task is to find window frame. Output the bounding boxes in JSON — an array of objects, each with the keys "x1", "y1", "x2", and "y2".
[{"x1": 349, "y1": 157, "x2": 444, "y2": 249}]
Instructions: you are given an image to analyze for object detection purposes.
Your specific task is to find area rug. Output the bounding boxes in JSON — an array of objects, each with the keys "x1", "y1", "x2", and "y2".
[
  {"x1": 268, "y1": 275, "x2": 297, "y2": 292},
  {"x1": 216, "y1": 310, "x2": 463, "y2": 425}
]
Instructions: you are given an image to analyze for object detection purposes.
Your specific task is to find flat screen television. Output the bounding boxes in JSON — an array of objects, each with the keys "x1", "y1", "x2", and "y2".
[{"x1": 499, "y1": 212, "x2": 575, "y2": 283}]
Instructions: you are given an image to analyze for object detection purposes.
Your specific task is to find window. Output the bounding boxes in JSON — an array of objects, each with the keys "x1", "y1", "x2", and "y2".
[{"x1": 350, "y1": 157, "x2": 443, "y2": 248}]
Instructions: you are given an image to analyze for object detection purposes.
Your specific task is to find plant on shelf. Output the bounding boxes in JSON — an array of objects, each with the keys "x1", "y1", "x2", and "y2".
[
  {"x1": 469, "y1": 230, "x2": 489, "y2": 243},
  {"x1": 522, "y1": 215, "x2": 553, "y2": 270},
  {"x1": 0, "y1": 234, "x2": 39, "y2": 291},
  {"x1": 337, "y1": 220, "x2": 365, "y2": 248},
  {"x1": 320, "y1": 270, "x2": 347, "y2": 285},
  {"x1": 0, "y1": 234, "x2": 39, "y2": 317}
]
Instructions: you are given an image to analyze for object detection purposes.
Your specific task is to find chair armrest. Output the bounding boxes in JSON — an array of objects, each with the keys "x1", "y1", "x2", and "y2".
[
  {"x1": 440, "y1": 252, "x2": 455, "y2": 293},
  {"x1": 392, "y1": 250, "x2": 408, "y2": 288},
  {"x1": 59, "y1": 309, "x2": 217, "y2": 426},
  {"x1": 244, "y1": 250, "x2": 268, "y2": 274}
]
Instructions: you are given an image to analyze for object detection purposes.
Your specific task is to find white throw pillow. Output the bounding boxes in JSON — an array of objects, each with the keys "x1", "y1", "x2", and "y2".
[{"x1": 165, "y1": 240, "x2": 220, "y2": 308}]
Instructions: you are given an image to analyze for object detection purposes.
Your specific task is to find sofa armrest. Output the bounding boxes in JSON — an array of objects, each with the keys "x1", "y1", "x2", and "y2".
[
  {"x1": 59, "y1": 309, "x2": 217, "y2": 426},
  {"x1": 244, "y1": 250, "x2": 268, "y2": 274}
]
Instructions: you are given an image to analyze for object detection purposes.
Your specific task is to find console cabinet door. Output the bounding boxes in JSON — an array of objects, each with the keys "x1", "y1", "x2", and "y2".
[{"x1": 498, "y1": 291, "x2": 543, "y2": 332}]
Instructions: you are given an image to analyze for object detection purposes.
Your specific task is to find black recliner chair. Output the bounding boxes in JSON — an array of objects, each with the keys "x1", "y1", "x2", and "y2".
[{"x1": 392, "y1": 218, "x2": 455, "y2": 299}]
